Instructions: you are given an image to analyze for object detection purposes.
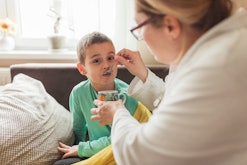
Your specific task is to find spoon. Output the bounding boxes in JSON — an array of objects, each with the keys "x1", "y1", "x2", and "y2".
[{"x1": 104, "y1": 66, "x2": 113, "y2": 75}]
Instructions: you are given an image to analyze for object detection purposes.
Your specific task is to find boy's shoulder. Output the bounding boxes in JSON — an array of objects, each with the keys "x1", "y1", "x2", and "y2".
[
  {"x1": 72, "y1": 80, "x2": 90, "y2": 92},
  {"x1": 115, "y1": 78, "x2": 129, "y2": 91}
]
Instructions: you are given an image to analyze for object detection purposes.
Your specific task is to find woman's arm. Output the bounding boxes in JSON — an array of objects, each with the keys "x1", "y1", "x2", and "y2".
[
  {"x1": 128, "y1": 69, "x2": 166, "y2": 111},
  {"x1": 115, "y1": 49, "x2": 166, "y2": 110}
]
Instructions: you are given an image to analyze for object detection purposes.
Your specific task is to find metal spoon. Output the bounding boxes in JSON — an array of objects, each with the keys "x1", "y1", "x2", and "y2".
[{"x1": 104, "y1": 66, "x2": 113, "y2": 75}]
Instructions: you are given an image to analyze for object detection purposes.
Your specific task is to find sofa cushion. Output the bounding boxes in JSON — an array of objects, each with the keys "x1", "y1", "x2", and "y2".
[{"x1": 0, "y1": 74, "x2": 74, "y2": 165}]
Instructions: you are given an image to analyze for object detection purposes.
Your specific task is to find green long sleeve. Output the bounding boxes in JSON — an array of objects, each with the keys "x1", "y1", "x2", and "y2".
[{"x1": 69, "y1": 79, "x2": 138, "y2": 157}]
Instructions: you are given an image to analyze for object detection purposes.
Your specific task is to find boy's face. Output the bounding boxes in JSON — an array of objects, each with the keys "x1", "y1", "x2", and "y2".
[{"x1": 77, "y1": 42, "x2": 118, "y2": 91}]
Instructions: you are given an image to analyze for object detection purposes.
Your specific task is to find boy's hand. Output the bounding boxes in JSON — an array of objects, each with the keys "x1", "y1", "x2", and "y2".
[{"x1": 57, "y1": 142, "x2": 78, "y2": 159}]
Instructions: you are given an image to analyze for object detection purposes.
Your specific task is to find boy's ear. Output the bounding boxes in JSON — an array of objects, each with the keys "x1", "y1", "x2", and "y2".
[{"x1": 77, "y1": 62, "x2": 87, "y2": 75}]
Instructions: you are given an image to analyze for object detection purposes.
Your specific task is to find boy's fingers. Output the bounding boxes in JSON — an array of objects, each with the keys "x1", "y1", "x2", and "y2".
[
  {"x1": 57, "y1": 147, "x2": 69, "y2": 153},
  {"x1": 59, "y1": 142, "x2": 69, "y2": 148},
  {"x1": 62, "y1": 152, "x2": 71, "y2": 159}
]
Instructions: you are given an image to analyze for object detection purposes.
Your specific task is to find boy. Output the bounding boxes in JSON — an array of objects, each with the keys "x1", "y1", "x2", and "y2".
[{"x1": 53, "y1": 32, "x2": 150, "y2": 165}]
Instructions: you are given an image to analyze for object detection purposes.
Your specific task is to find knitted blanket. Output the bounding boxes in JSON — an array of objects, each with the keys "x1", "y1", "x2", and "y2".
[{"x1": 0, "y1": 74, "x2": 74, "y2": 165}]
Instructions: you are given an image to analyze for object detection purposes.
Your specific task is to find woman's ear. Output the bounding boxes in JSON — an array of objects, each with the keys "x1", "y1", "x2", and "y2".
[
  {"x1": 163, "y1": 15, "x2": 181, "y2": 39},
  {"x1": 77, "y1": 62, "x2": 87, "y2": 75}
]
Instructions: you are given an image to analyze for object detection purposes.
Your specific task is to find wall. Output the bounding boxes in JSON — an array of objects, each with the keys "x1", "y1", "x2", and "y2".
[
  {"x1": 0, "y1": 51, "x2": 77, "y2": 67},
  {"x1": 1, "y1": 0, "x2": 246, "y2": 80},
  {"x1": 0, "y1": 51, "x2": 77, "y2": 85},
  {"x1": 0, "y1": 68, "x2": 10, "y2": 85},
  {"x1": 233, "y1": 0, "x2": 247, "y2": 9},
  {"x1": 137, "y1": 41, "x2": 162, "y2": 65}
]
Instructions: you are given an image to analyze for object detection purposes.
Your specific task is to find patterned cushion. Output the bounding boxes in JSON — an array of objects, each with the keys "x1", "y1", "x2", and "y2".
[{"x1": 0, "y1": 74, "x2": 74, "y2": 165}]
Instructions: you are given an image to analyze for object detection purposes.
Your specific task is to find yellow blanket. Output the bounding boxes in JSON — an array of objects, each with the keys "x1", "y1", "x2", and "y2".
[{"x1": 73, "y1": 102, "x2": 151, "y2": 165}]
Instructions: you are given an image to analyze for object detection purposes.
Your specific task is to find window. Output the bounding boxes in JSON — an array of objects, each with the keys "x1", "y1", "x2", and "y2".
[{"x1": 0, "y1": 0, "x2": 136, "y2": 51}]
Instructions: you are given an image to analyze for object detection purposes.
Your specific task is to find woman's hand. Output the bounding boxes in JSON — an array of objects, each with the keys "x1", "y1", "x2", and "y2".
[
  {"x1": 57, "y1": 142, "x2": 78, "y2": 159},
  {"x1": 91, "y1": 100, "x2": 126, "y2": 125},
  {"x1": 115, "y1": 48, "x2": 148, "y2": 83}
]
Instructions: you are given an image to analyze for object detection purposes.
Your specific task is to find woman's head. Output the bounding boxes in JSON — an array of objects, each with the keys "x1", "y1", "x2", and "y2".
[
  {"x1": 133, "y1": 0, "x2": 233, "y2": 64},
  {"x1": 135, "y1": 0, "x2": 233, "y2": 31}
]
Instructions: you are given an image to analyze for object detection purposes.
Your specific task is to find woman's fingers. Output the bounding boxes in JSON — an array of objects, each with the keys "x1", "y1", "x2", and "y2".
[
  {"x1": 92, "y1": 100, "x2": 125, "y2": 125},
  {"x1": 91, "y1": 104, "x2": 108, "y2": 125},
  {"x1": 116, "y1": 49, "x2": 134, "y2": 65},
  {"x1": 116, "y1": 48, "x2": 148, "y2": 82},
  {"x1": 91, "y1": 112, "x2": 101, "y2": 121},
  {"x1": 115, "y1": 55, "x2": 133, "y2": 67},
  {"x1": 93, "y1": 99, "x2": 103, "y2": 106},
  {"x1": 91, "y1": 107, "x2": 99, "y2": 115},
  {"x1": 91, "y1": 100, "x2": 102, "y2": 120}
]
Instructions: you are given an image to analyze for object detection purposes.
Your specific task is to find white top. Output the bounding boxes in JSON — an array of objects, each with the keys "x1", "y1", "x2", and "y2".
[{"x1": 111, "y1": 9, "x2": 247, "y2": 165}]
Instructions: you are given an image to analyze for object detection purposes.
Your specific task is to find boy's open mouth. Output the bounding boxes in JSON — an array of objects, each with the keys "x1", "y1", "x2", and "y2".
[{"x1": 103, "y1": 68, "x2": 113, "y2": 76}]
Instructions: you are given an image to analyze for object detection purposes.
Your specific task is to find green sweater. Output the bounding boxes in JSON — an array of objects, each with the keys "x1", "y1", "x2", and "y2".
[{"x1": 69, "y1": 78, "x2": 137, "y2": 158}]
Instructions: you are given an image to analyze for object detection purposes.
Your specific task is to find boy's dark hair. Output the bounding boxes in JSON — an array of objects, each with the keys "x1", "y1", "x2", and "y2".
[{"x1": 77, "y1": 32, "x2": 113, "y2": 64}]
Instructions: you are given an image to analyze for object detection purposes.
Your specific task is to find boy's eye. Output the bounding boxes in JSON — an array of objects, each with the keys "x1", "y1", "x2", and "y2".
[
  {"x1": 93, "y1": 58, "x2": 102, "y2": 63},
  {"x1": 108, "y1": 56, "x2": 115, "y2": 61}
]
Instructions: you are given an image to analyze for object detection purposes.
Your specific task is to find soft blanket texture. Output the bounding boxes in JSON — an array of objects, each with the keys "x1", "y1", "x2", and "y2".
[
  {"x1": 0, "y1": 74, "x2": 74, "y2": 165},
  {"x1": 73, "y1": 101, "x2": 151, "y2": 165}
]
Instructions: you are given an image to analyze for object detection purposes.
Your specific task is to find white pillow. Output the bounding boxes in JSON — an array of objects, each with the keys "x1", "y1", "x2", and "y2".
[{"x1": 0, "y1": 74, "x2": 75, "y2": 165}]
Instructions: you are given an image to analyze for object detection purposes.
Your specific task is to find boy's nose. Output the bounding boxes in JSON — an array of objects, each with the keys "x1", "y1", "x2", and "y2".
[{"x1": 103, "y1": 61, "x2": 113, "y2": 69}]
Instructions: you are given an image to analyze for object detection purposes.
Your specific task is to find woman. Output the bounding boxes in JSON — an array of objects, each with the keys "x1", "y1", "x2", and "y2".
[{"x1": 91, "y1": 0, "x2": 247, "y2": 164}]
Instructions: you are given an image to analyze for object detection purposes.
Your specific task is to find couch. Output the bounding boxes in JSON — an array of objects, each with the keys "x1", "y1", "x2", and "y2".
[
  {"x1": 10, "y1": 63, "x2": 169, "y2": 110},
  {"x1": 0, "y1": 63, "x2": 168, "y2": 165}
]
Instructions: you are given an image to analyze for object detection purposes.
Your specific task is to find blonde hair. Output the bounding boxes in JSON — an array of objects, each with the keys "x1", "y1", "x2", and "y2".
[{"x1": 136, "y1": 0, "x2": 233, "y2": 31}]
